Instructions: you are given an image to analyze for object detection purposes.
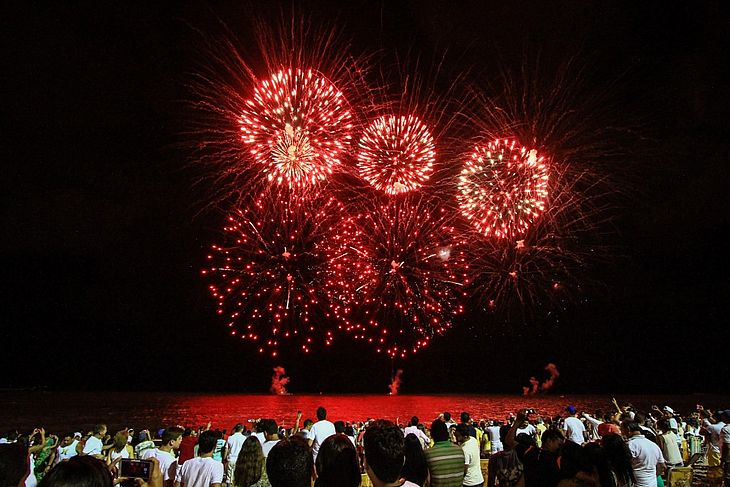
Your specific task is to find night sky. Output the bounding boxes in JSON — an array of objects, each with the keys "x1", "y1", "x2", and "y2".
[{"x1": 2, "y1": 1, "x2": 728, "y2": 394}]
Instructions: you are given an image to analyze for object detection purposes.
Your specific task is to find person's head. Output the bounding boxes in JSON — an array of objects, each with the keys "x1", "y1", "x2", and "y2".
[
  {"x1": 303, "y1": 419, "x2": 314, "y2": 431},
  {"x1": 565, "y1": 405, "x2": 577, "y2": 416},
  {"x1": 541, "y1": 428, "x2": 565, "y2": 453},
  {"x1": 443, "y1": 412, "x2": 451, "y2": 422},
  {"x1": 92, "y1": 424, "x2": 107, "y2": 438},
  {"x1": 266, "y1": 436, "x2": 313, "y2": 487},
  {"x1": 38, "y1": 455, "x2": 113, "y2": 487},
  {"x1": 582, "y1": 442, "x2": 612, "y2": 487},
  {"x1": 112, "y1": 430, "x2": 128, "y2": 452},
  {"x1": 234, "y1": 436, "x2": 265, "y2": 487},
  {"x1": 402, "y1": 434, "x2": 427, "y2": 487},
  {"x1": 363, "y1": 420, "x2": 405, "y2": 486},
  {"x1": 316, "y1": 407, "x2": 327, "y2": 421},
  {"x1": 61, "y1": 434, "x2": 75, "y2": 447},
  {"x1": 233, "y1": 423, "x2": 244, "y2": 433},
  {"x1": 409, "y1": 416, "x2": 419, "y2": 427},
  {"x1": 314, "y1": 434, "x2": 360, "y2": 487},
  {"x1": 656, "y1": 419, "x2": 670, "y2": 433},
  {"x1": 460, "y1": 412, "x2": 470, "y2": 424},
  {"x1": 264, "y1": 420, "x2": 279, "y2": 439},
  {"x1": 162, "y1": 426, "x2": 184, "y2": 449},
  {"x1": 197, "y1": 430, "x2": 218, "y2": 455},
  {"x1": 333, "y1": 421, "x2": 345, "y2": 434},
  {"x1": 182, "y1": 428, "x2": 192, "y2": 437},
  {"x1": 620, "y1": 420, "x2": 641, "y2": 437},
  {"x1": 429, "y1": 420, "x2": 449, "y2": 443},
  {"x1": 0, "y1": 443, "x2": 29, "y2": 487},
  {"x1": 454, "y1": 424, "x2": 470, "y2": 444},
  {"x1": 601, "y1": 433, "x2": 636, "y2": 485}
]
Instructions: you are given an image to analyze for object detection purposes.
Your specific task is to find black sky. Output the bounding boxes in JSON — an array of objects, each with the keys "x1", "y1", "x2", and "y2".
[{"x1": 2, "y1": 1, "x2": 729, "y2": 394}]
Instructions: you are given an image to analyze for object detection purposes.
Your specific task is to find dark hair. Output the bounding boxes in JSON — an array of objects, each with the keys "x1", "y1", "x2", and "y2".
[
  {"x1": 541, "y1": 428, "x2": 565, "y2": 444},
  {"x1": 558, "y1": 440, "x2": 583, "y2": 479},
  {"x1": 92, "y1": 424, "x2": 106, "y2": 436},
  {"x1": 316, "y1": 407, "x2": 327, "y2": 421},
  {"x1": 266, "y1": 436, "x2": 313, "y2": 487},
  {"x1": 602, "y1": 434, "x2": 635, "y2": 485},
  {"x1": 197, "y1": 430, "x2": 218, "y2": 454},
  {"x1": 402, "y1": 434, "x2": 427, "y2": 486},
  {"x1": 363, "y1": 420, "x2": 405, "y2": 484},
  {"x1": 334, "y1": 421, "x2": 345, "y2": 434},
  {"x1": 233, "y1": 423, "x2": 244, "y2": 433},
  {"x1": 264, "y1": 420, "x2": 279, "y2": 436},
  {"x1": 454, "y1": 423, "x2": 470, "y2": 439},
  {"x1": 233, "y1": 437, "x2": 265, "y2": 487},
  {"x1": 621, "y1": 420, "x2": 641, "y2": 433},
  {"x1": 430, "y1": 420, "x2": 449, "y2": 442},
  {"x1": 38, "y1": 456, "x2": 113, "y2": 487},
  {"x1": 0, "y1": 443, "x2": 28, "y2": 487},
  {"x1": 410, "y1": 416, "x2": 419, "y2": 427},
  {"x1": 443, "y1": 412, "x2": 452, "y2": 422},
  {"x1": 162, "y1": 426, "x2": 184, "y2": 446},
  {"x1": 583, "y1": 443, "x2": 614, "y2": 487},
  {"x1": 303, "y1": 419, "x2": 314, "y2": 428},
  {"x1": 314, "y1": 434, "x2": 360, "y2": 487},
  {"x1": 460, "y1": 412, "x2": 470, "y2": 423}
]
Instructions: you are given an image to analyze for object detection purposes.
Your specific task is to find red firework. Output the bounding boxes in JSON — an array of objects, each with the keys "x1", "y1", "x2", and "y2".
[
  {"x1": 356, "y1": 114, "x2": 436, "y2": 195},
  {"x1": 201, "y1": 191, "x2": 357, "y2": 356},
  {"x1": 457, "y1": 139, "x2": 549, "y2": 239},
  {"x1": 326, "y1": 196, "x2": 469, "y2": 358},
  {"x1": 239, "y1": 68, "x2": 353, "y2": 188}
]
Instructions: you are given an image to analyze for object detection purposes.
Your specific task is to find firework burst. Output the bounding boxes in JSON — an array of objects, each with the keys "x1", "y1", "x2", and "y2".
[
  {"x1": 457, "y1": 138, "x2": 549, "y2": 239},
  {"x1": 327, "y1": 196, "x2": 469, "y2": 358}
]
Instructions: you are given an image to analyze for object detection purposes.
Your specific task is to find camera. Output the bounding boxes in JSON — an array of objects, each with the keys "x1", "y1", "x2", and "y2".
[
  {"x1": 525, "y1": 408, "x2": 536, "y2": 415},
  {"x1": 120, "y1": 459, "x2": 153, "y2": 480}
]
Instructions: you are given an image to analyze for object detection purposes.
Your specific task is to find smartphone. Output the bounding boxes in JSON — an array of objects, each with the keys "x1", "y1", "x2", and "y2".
[{"x1": 120, "y1": 459, "x2": 153, "y2": 480}]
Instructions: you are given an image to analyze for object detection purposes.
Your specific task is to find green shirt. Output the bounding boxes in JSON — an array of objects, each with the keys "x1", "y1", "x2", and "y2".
[{"x1": 425, "y1": 441, "x2": 465, "y2": 487}]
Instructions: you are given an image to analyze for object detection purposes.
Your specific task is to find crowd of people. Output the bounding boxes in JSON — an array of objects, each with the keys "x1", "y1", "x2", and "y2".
[{"x1": 1, "y1": 399, "x2": 729, "y2": 487}]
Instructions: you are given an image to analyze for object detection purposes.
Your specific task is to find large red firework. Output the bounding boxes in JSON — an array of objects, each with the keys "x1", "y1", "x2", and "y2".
[
  {"x1": 356, "y1": 114, "x2": 436, "y2": 195},
  {"x1": 326, "y1": 196, "x2": 469, "y2": 358},
  {"x1": 202, "y1": 191, "x2": 359, "y2": 356},
  {"x1": 239, "y1": 68, "x2": 353, "y2": 188},
  {"x1": 457, "y1": 139, "x2": 549, "y2": 239}
]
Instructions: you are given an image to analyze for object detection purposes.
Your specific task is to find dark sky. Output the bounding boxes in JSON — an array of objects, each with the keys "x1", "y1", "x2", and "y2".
[{"x1": 2, "y1": 1, "x2": 728, "y2": 394}]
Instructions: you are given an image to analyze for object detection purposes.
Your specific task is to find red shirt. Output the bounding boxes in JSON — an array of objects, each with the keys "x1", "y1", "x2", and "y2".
[
  {"x1": 598, "y1": 422, "x2": 621, "y2": 437},
  {"x1": 178, "y1": 436, "x2": 197, "y2": 465}
]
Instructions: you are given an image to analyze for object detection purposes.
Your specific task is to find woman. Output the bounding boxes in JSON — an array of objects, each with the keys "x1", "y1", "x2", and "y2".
[
  {"x1": 107, "y1": 429, "x2": 134, "y2": 477},
  {"x1": 38, "y1": 456, "x2": 113, "y2": 487},
  {"x1": 601, "y1": 433, "x2": 635, "y2": 487},
  {"x1": 314, "y1": 433, "x2": 360, "y2": 487},
  {"x1": 233, "y1": 437, "x2": 269, "y2": 487},
  {"x1": 402, "y1": 433, "x2": 428, "y2": 487}
]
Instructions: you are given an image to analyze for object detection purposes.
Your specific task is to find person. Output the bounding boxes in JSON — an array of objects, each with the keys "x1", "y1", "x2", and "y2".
[
  {"x1": 655, "y1": 420, "x2": 682, "y2": 468},
  {"x1": 0, "y1": 443, "x2": 30, "y2": 487},
  {"x1": 424, "y1": 420, "x2": 465, "y2": 487},
  {"x1": 402, "y1": 434, "x2": 428, "y2": 487},
  {"x1": 460, "y1": 413, "x2": 478, "y2": 439},
  {"x1": 175, "y1": 431, "x2": 224, "y2": 487},
  {"x1": 703, "y1": 411, "x2": 726, "y2": 469},
  {"x1": 142, "y1": 427, "x2": 184, "y2": 487},
  {"x1": 261, "y1": 421, "x2": 280, "y2": 459},
  {"x1": 314, "y1": 433, "x2": 360, "y2": 487},
  {"x1": 718, "y1": 409, "x2": 730, "y2": 487},
  {"x1": 81, "y1": 425, "x2": 107, "y2": 459},
  {"x1": 225, "y1": 424, "x2": 246, "y2": 486},
  {"x1": 454, "y1": 424, "x2": 484, "y2": 487},
  {"x1": 562, "y1": 407, "x2": 586, "y2": 445},
  {"x1": 294, "y1": 419, "x2": 313, "y2": 441},
  {"x1": 621, "y1": 420, "x2": 665, "y2": 487},
  {"x1": 363, "y1": 420, "x2": 407, "y2": 487},
  {"x1": 212, "y1": 431, "x2": 226, "y2": 463},
  {"x1": 37, "y1": 455, "x2": 115, "y2": 487},
  {"x1": 404, "y1": 417, "x2": 430, "y2": 450},
  {"x1": 602, "y1": 433, "x2": 636, "y2": 487},
  {"x1": 519, "y1": 428, "x2": 563, "y2": 487},
  {"x1": 232, "y1": 437, "x2": 269, "y2": 487},
  {"x1": 308, "y1": 407, "x2": 335, "y2": 462},
  {"x1": 178, "y1": 429, "x2": 198, "y2": 466},
  {"x1": 135, "y1": 429, "x2": 157, "y2": 459},
  {"x1": 56, "y1": 433, "x2": 80, "y2": 463},
  {"x1": 486, "y1": 421, "x2": 503, "y2": 454},
  {"x1": 265, "y1": 436, "x2": 313, "y2": 487}
]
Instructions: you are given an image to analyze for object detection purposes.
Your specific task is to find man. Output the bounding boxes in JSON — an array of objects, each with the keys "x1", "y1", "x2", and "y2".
[
  {"x1": 404, "y1": 416, "x2": 430, "y2": 449},
  {"x1": 261, "y1": 420, "x2": 281, "y2": 458},
  {"x1": 57, "y1": 433, "x2": 80, "y2": 462},
  {"x1": 266, "y1": 436, "x2": 313, "y2": 487},
  {"x1": 460, "y1": 412, "x2": 478, "y2": 438},
  {"x1": 485, "y1": 421, "x2": 503, "y2": 454},
  {"x1": 81, "y1": 424, "x2": 107, "y2": 459},
  {"x1": 703, "y1": 410, "x2": 726, "y2": 469},
  {"x1": 454, "y1": 424, "x2": 484, "y2": 487},
  {"x1": 308, "y1": 406, "x2": 335, "y2": 461},
  {"x1": 562, "y1": 406, "x2": 586, "y2": 445},
  {"x1": 442, "y1": 412, "x2": 456, "y2": 430},
  {"x1": 223, "y1": 424, "x2": 245, "y2": 486},
  {"x1": 622, "y1": 420, "x2": 665, "y2": 487},
  {"x1": 175, "y1": 431, "x2": 224, "y2": 487},
  {"x1": 425, "y1": 420, "x2": 465, "y2": 487},
  {"x1": 718, "y1": 410, "x2": 730, "y2": 487},
  {"x1": 519, "y1": 428, "x2": 564, "y2": 487},
  {"x1": 363, "y1": 420, "x2": 409, "y2": 487},
  {"x1": 142, "y1": 426, "x2": 184, "y2": 487},
  {"x1": 0, "y1": 443, "x2": 30, "y2": 487}
]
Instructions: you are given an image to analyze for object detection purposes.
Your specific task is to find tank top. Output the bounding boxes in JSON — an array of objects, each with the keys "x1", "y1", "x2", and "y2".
[
  {"x1": 111, "y1": 447, "x2": 130, "y2": 461},
  {"x1": 660, "y1": 432, "x2": 682, "y2": 465}
]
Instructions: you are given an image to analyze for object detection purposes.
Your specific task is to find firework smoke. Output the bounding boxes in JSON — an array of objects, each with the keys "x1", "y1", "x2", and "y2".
[
  {"x1": 522, "y1": 363, "x2": 560, "y2": 395},
  {"x1": 270, "y1": 366, "x2": 290, "y2": 395},
  {"x1": 389, "y1": 369, "x2": 404, "y2": 395}
]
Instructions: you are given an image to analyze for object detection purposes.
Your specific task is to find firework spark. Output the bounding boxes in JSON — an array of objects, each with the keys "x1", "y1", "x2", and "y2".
[
  {"x1": 356, "y1": 114, "x2": 436, "y2": 195},
  {"x1": 457, "y1": 139, "x2": 549, "y2": 239}
]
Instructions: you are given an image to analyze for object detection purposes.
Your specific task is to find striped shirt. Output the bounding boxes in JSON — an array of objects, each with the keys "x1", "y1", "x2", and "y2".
[{"x1": 425, "y1": 441, "x2": 465, "y2": 487}]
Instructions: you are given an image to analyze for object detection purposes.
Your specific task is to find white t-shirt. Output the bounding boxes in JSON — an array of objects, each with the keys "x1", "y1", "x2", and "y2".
[
  {"x1": 461, "y1": 437, "x2": 484, "y2": 486},
  {"x1": 58, "y1": 440, "x2": 79, "y2": 461},
  {"x1": 175, "y1": 456, "x2": 224, "y2": 487},
  {"x1": 261, "y1": 439, "x2": 280, "y2": 458},
  {"x1": 563, "y1": 417, "x2": 586, "y2": 444},
  {"x1": 628, "y1": 435, "x2": 665, "y2": 487},
  {"x1": 706, "y1": 422, "x2": 725, "y2": 452},
  {"x1": 225, "y1": 432, "x2": 246, "y2": 462},
  {"x1": 404, "y1": 426, "x2": 430, "y2": 449},
  {"x1": 515, "y1": 424, "x2": 537, "y2": 438},
  {"x1": 309, "y1": 420, "x2": 335, "y2": 460},
  {"x1": 82, "y1": 436, "x2": 104, "y2": 456},
  {"x1": 141, "y1": 448, "x2": 177, "y2": 481},
  {"x1": 722, "y1": 423, "x2": 730, "y2": 444}
]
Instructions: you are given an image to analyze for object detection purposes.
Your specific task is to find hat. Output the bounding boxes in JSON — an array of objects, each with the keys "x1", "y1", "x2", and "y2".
[
  {"x1": 662, "y1": 406, "x2": 674, "y2": 414},
  {"x1": 566, "y1": 405, "x2": 577, "y2": 414}
]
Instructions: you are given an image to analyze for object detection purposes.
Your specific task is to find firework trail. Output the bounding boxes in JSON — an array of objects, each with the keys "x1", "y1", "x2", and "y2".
[
  {"x1": 389, "y1": 369, "x2": 404, "y2": 395},
  {"x1": 202, "y1": 190, "x2": 357, "y2": 356},
  {"x1": 326, "y1": 195, "x2": 469, "y2": 358}
]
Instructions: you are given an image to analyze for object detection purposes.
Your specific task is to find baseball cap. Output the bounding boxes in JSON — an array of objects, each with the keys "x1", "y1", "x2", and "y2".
[
  {"x1": 662, "y1": 406, "x2": 674, "y2": 414},
  {"x1": 566, "y1": 405, "x2": 577, "y2": 414}
]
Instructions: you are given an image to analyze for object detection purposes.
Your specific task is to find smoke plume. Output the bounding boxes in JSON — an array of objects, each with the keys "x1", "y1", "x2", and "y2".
[
  {"x1": 389, "y1": 369, "x2": 403, "y2": 395},
  {"x1": 270, "y1": 366, "x2": 290, "y2": 395},
  {"x1": 522, "y1": 363, "x2": 560, "y2": 395}
]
